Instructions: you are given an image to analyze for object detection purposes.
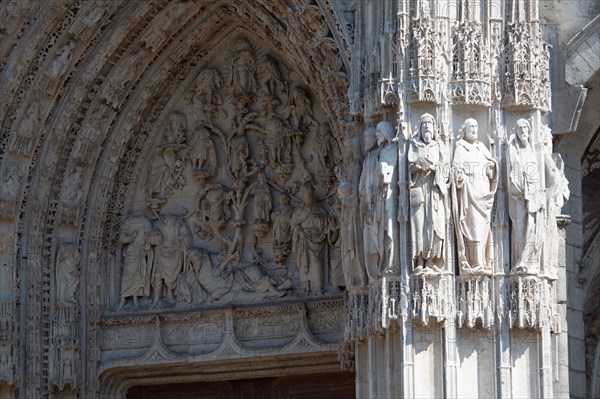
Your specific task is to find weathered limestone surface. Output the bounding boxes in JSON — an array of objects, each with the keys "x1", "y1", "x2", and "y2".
[{"x1": 0, "y1": 0, "x2": 597, "y2": 397}]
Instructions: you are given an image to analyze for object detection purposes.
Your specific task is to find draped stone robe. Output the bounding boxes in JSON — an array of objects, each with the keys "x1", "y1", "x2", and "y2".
[{"x1": 452, "y1": 139, "x2": 498, "y2": 274}]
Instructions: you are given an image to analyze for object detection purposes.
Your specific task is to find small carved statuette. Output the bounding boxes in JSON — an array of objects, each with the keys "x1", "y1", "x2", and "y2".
[
  {"x1": 56, "y1": 244, "x2": 81, "y2": 306},
  {"x1": 10, "y1": 101, "x2": 41, "y2": 156},
  {"x1": 118, "y1": 215, "x2": 153, "y2": 309}
]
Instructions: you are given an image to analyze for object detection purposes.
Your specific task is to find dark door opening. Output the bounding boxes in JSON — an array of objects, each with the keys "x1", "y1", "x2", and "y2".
[{"x1": 126, "y1": 371, "x2": 355, "y2": 399}]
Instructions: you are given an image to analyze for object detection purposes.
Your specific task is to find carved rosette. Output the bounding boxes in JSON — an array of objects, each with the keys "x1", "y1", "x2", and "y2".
[{"x1": 502, "y1": 22, "x2": 551, "y2": 112}]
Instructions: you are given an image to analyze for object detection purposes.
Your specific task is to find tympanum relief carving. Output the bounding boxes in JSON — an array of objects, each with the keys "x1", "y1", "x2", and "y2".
[{"x1": 116, "y1": 39, "x2": 341, "y2": 311}]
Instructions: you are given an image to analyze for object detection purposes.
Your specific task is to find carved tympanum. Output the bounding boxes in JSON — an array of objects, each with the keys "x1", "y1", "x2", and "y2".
[{"x1": 117, "y1": 39, "x2": 340, "y2": 311}]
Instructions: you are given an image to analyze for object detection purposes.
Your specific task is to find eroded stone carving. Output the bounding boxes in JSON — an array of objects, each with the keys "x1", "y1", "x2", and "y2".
[
  {"x1": 150, "y1": 215, "x2": 191, "y2": 306},
  {"x1": 189, "y1": 124, "x2": 218, "y2": 180},
  {"x1": 72, "y1": 102, "x2": 112, "y2": 164},
  {"x1": 103, "y1": 48, "x2": 149, "y2": 109},
  {"x1": 141, "y1": 1, "x2": 192, "y2": 52},
  {"x1": 292, "y1": 182, "x2": 328, "y2": 296},
  {"x1": 58, "y1": 165, "x2": 86, "y2": 226},
  {"x1": 118, "y1": 215, "x2": 153, "y2": 309},
  {"x1": 452, "y1": 118, "x2": 498, "y2": 275},
  {"x1": 0, "y1": 166, "x2": 21, "y2": 220},
  {"x1": 9, "y1": 100, "x2": 41, "y2": 156},
  {"x1": 114, "y1": 42, "x2": 340, "y2": 313},
  {"x1": 408, "y1": 113, "x2": 448, "y2": 274},
  {"x1": 46, "y1": 40, "x2": 76, "y2": 79},
  {"x1": 55, "y1": 244, "x2": 81, "y2": 306}
]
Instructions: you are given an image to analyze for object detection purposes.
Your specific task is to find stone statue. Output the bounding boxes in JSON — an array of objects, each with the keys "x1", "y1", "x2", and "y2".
[
  {"x1": 46, "y1": 40, "x2": 76, "y2": 78},
  {"x1": 189, "y1": 125, "x2": 217, "y2": 179},
  {"x1": 150, "y1": 215, "x2": 191, "y2": 305},
  {"x1": 62, "y1": 166, "x2": 85, "y2": 205},
  {"x1": 192, "y1": 182, "x2": 233, "y2": 235},
  {"x1": 291, "y1": 182, "x2": 327, "y2": 295},
  {"x1": 338, "y1": 181, "x2": 367, "y2": 287},
  {"x1": 11, "y1": 101, "x2": 41, "y2": 154},
  {"x1": 164, "y1": 111, "x2": 187, "y2": 145},
  {"x1": 541, "y1": 126, "x2": 570, "y2": 278},
  {"x1": 374, "y1": 120, "x2": 398, "y2": 274},
  {"x1": 55, "y1": 244, "x2": 81, "y2": 306},
  {"x1": 260, "y1": 56, "x2": 285, "y2": 98},
  {"x1": 408, "y1": 113, "x2": 448, "y2": 273},
  {"x1": 507, "y1": 118, "x2": 545, "y2": 274},
  {"x1": 230, "y1": 45, "x2": 257, "y2": 96},
  {"x1": 272, "y1": 193, "x2": 293, "y2": 264},
  {"x1": 251, "y1": 173, "x2": 272, "y2": 223},
  {"x1": 192, "y1": 69, "x2": 223, "y2": 107},
  {"x1": 146, "y1": 148, "x2": 169, "y2": 200},
  {"x1": 118, "y1": 215, "x2": 153, "y2": 309},
  {"x1": 452, "y1": 118, "x2": 498, "y2": 274},
  {"x1": 0, "y1": 168, "x2": 21, "y2": 199},
  {"x1": 359, "y1": 126, "x2": 380, "y2": 282},
  {"x1": 328, "y1": 201, "x2": 344, "y2": 289}
]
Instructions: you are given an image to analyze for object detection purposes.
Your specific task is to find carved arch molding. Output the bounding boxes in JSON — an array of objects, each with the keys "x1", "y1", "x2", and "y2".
[{"x1": 0, "y1": 0, "x2": 355, "y2": 397}]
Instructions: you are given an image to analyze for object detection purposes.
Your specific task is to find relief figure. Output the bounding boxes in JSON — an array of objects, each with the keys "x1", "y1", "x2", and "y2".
[
  {"x1": 291, "y1": 182, "x2": 327, "y2": 295},
  {"x1": 149, "y1": 215, "x2": 191, "y2": 305},
  {"x1": 55, "y1": 244, "x2": 81, "y2": 306},
  {"x1": 118, "y1": 215, "x2": 153, "y2": 309},
  {"x1": 338, "y1": 181, "x2": 367, "y2": 287},
  {"x1": 189, "y1": 125, "x2": 217, "y2": 179},
  {"x1": 47, "y1": 40, "x2": 76, "y2": 78}
]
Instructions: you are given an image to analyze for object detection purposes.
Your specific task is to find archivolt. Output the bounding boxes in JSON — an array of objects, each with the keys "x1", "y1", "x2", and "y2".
[{"x1": 0, "y1": 0, "x2": 350, "y2": 394}]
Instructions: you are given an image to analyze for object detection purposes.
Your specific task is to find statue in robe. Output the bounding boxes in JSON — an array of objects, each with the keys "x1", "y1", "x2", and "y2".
[
  {"x1": 374, "y1": 120, "x2": 398, "y2": 274},
  {"x1": 150, "y1": 215, "x2": 191, "y2": 305},
  {"x1": 452, "y1": 118, "x2": 498, "y2": 275},
  {"x1": 291, "y1": 182, "x2": 327, "y2": 295},
  {"x1": 118, "y1": 215, "x2": 153, "y2": 309},
  {"x1": 56, "y1": 244, "x2": 81, "y2": 305},
  {"x1": 408, "y1": 113, "x2": 448, "y2": 273},
  {"x1": 359, "y1": 127, "x2": 380, "y2": 282},
  {"x1": 507, "y1": 119, "x2": 546, "y2": 274}
]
